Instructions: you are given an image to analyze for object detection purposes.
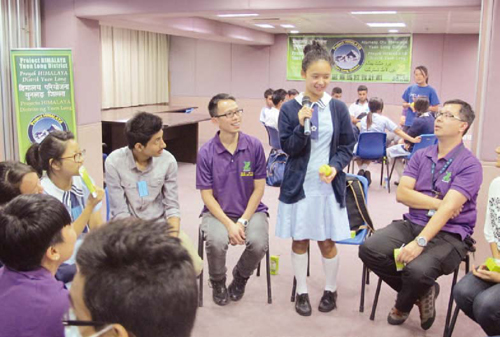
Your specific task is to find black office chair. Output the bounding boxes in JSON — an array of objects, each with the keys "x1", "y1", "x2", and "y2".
[{"x1": 197, "y1": 227, "x2": 272, "y2": 307}]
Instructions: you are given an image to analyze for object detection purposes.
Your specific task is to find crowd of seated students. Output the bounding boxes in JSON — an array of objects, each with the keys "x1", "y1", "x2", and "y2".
[{"x1": 2, "y1": 58, "x2": 500, "y2": 337}]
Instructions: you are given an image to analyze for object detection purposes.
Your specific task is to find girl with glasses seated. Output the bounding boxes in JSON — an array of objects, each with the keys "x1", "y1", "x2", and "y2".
[{"x1": 26, "y1": 130, "x2": 104, "y2": 284}]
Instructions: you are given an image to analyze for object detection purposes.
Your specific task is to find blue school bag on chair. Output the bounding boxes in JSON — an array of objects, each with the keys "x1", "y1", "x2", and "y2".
[{"x1": 266, "y1": 149, "x2": 288, "y2": 187}]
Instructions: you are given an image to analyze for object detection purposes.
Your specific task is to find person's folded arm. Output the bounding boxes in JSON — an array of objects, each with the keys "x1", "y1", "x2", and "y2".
[{"x1": 396, "y1": 176, "x2": 441, "y2": 210}]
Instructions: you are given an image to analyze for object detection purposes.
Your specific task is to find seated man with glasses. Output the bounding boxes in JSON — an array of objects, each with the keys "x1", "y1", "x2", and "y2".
[
  {"x1": 196, "y1": 93, "x2": 269, "y2": 306},
  {"x1": 65, "y1": 217, "x2": 197, "y2": 337},
  {"x1": 0, "y1": 194, "x2": 76, "y2": 337},
  {"x1": 359, "y1": 99, "x2": 482, "y2": 331}
]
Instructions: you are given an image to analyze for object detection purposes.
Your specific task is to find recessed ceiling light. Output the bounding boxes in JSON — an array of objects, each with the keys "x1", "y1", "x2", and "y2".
[
  {"x1": 217, "y1": 13, "x2": 259, "y2": 18},
  {"x1": 351, "y1": 11, "x2": 397, "y2": 15},
  {"x1": 280, "y1": 24, "x2": 295, "y2": 28},
  {"x1": 388, "y1": 29, "x2": 399, "y2": 33},
  {"x1": 254, "y1": 24, "x2": 275, "y2": 28},
  {"x1": 367, "y1": 22, "x2": 406, "y2": 28},
  {"x1": 290, "y1": 30, "x2": 300, "y2": 34}
]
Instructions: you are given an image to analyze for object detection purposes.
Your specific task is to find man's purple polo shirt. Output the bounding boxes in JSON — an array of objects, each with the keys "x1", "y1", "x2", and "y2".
[
  {"x1": 403, "y1": 142, "x2": 483, "y2": 240},
  {"x1": 0, "y1": 267, "x2": 70, "y2": 337},
  {"x1": 196, "y1": 131, "x2": 268, "y2": 218}
]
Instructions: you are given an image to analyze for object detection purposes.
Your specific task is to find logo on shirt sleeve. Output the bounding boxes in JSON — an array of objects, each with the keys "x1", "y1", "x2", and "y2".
[{"x1": 241, "y1": 161, "x2": 254, "y2": 177}]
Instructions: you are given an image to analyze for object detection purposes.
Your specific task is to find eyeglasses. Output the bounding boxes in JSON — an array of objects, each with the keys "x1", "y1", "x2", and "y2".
[
  {"x1": 214, "y1": 109, "x2": 243, "y2": 119},
  {"x1": 436, "y1": 111, "x2": 464, "y2": 122},
  {"x1": 63, "y1": 309, "x2": 112, "y2": 337},
  {"x1": 60, "y1": 149, "x2": 86, "y2": 162}
]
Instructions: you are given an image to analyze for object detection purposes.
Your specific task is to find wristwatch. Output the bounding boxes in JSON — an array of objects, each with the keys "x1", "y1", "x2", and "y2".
[
  {"x1": 237, "y1": 218, "x2": 249, "y2": 228},
  {"x1": 415, "y1": 236, "x2": 428, "y2": 247}
]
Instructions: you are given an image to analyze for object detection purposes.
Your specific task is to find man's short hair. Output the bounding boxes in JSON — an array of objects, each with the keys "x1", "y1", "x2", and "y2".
[
  {"x1": 414, "y1": 96, "x2": 430, "y2": 114},
  {"x1": 332, "y1": 87, "x2": 342, "y2": 95},
  {"x1": 357, "y1": 85, "x2": 368, "y2": 92},
  {"x1": 76, "y1": 218, "x2": 198, "y2": 337},
  {"x1": 272, "y1": 89, "x2": 287, "y2": 106},
  {"x1": 444, "y1": 99, "x2": 475, "y2": 135},
  {"x1": 208, "y1": 93, "x2": 236, "y2": 117},
  {"x1": 287, "y1": 89, "x2": 299, "y2": 97},
  {"x1": 125, "y1": 112, "x2": 163, "y2": 149},
  {"x1": 0, "y1": 194, "x2": 71, "y2": 271},
  {"x1": 264, "y1": 88, "x2": 274, "y2": 98}
]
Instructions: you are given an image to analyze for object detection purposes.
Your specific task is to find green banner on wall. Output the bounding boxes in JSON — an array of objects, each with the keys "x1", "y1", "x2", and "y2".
[
  {"x1": 10, "y1": 49, "x2": 77, "y2": 158},
  {"x1": 287, "y1": 35, "x2": 412, "y2": 83}
]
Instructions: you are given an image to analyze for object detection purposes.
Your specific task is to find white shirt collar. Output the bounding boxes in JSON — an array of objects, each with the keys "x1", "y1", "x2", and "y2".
[{"x1": 295, "y1": 92, "x2": 332, "y2": 108}]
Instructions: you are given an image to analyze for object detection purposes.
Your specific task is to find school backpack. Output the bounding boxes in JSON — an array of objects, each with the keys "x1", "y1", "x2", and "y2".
[
  {"x1": 346, "y1": 176, "x2": 374, "y2": 233},
  {"x1": 266, "y1": 149, "x2": 288, "y2": 187}
]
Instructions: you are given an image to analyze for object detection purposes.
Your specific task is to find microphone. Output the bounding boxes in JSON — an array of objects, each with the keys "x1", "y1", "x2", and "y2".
[{"x1": 302, "y1": 96, "x2": 312, "y2": 136}]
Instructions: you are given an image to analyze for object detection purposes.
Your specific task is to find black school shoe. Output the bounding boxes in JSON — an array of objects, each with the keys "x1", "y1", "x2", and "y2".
[
  {"x1": 318, "y1": 290, "x2": 337, "y2": 312},
  {"x1": 210, "y1": 277, "x2": 229, "y2": 306},
  {"x1": 364, "y1": 170, "x2": 372, "y2": 186},
  {"x1": 357, "y1": 169, "x2": 365, "y2": 177},
  {"x1": 295, "y1": 293, "x2": 312, "y2": 316},
  {"x1": 228, "y1": 269, "x2": 249, "y2": 301}
]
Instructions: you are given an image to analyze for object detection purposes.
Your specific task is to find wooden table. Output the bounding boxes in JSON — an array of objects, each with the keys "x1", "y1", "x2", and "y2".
[{"x1": 102, "y1": 106, "x2": 209, "y2": 164}]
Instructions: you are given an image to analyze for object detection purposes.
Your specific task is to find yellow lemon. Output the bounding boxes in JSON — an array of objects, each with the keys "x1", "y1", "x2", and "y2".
[{"x1": 319, "y1": 164, "x2": 332, "y2": 176}]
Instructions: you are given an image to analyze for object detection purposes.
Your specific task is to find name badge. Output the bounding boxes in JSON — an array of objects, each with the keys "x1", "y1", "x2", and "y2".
[
  {"x1": 137, "y1": 181, "x2": 149, "y2": 197},
  {"x1": 427, "y1": 209, "x2": 436, "y2": 217}
]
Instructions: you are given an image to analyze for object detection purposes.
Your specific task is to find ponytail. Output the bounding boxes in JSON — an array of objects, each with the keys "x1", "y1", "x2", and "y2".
[
  {"x1": 367, "y1": 112, "x2": 373, "y2": 130},
  {"x1": 25, "y1": 143, "x2": 43, "y2": 176}
]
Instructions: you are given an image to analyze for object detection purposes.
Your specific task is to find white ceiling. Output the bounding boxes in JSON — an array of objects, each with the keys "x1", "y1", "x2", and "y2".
[{"x1": 202, "y1": 9, "x2": 481, "y2": 35}]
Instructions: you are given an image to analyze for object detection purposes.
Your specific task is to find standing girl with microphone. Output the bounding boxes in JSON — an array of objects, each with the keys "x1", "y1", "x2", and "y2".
[{"x1": 276, "y1": 41, "x2": 356, "y2": 316}]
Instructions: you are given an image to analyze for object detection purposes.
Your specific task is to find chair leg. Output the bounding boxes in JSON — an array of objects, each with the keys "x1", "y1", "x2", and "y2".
[
  {"x1": 444, "y1": 267, "x2": 460, "y2": 330},
  {"x1": 360, "y1": 264, "x2": 367, "y2": 312},
  {"x1": 307, "y1": 245, "x2": 311, "y2": 277},
  {"x1": 386, "y1": 158, "x2": 391, "y2": 194},
  {"x1": 445, "y1": 306, "x2": 461, "y2": 337},
  {"x1": 291, "y1": 277, "x2": 297, "y2": 302},
  {"x1": 257, "y1": 262, "x2": 261, "y2": 277},
  {"x1": 388, "y1": 157, "x2": 397, "y2": 182},
  {"x1": 366, "y1": 267, "x2": 370, "y2": 285},
  {"x1": 379, "y1": 158, "x2": 384, "y2": 186},
  {"x1": 197, "y1": 229, "x2": 204, "y2": 308},
  {"x1": 370, "y1": 278, "x2": 383, "y2": 321},
  {"x1": 266, "y1": 249, "x2": 272, "y2": 304}
]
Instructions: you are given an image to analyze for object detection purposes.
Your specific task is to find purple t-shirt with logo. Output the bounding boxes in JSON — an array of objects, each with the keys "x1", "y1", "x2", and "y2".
[
  {"x1": 196, "y1": 132, "x2": 268, "y2": 218},
  {"x1": 0, "y1": 267, "x2": 69, "y2": 337},
  {"x1": 403, "y1": 143, "x2": 483, "y2": 240}
]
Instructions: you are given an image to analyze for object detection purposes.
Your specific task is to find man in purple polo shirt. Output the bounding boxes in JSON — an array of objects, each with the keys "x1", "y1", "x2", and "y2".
[
  {"x1": 359, "y1": 99, "x2": 482, "y2": 331},
  {"x1": 0, "y1": 194, "x2": 76, "y2": 337},
  {"x1": 196, "y1": 93, "x2": 269, "y2": 306}
]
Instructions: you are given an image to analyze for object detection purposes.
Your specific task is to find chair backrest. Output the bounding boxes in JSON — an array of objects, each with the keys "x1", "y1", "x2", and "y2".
[
  {"x1": 265, "y1": 125, "x2": 281, "y2": 150},
  {"x1": 409, "y1": 133, "x2": 437, "y2": 159},
  {"x1": 356, "y1": 132, "x2": 387, "y2": 159}
]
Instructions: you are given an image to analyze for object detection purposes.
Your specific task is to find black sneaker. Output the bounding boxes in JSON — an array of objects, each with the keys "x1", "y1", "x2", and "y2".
[
  {"x1": 318, "y1": 290, "x2": 337, "y2": 312},
  {"x1": 295, "y1": 293, "x2": 312, "y2": 316},
  {"x1": 364, "y1": 170, "x2": 372, "y2": 186},
  {"x1": 210, "y1": 277, "x2": 229, "y2": 306},
  {"x1": 228, "y1": 270, "x2": 249, "y2": 302},
  {"x1": 357, "y1": 169, "x2": 365, "y2": 177}
]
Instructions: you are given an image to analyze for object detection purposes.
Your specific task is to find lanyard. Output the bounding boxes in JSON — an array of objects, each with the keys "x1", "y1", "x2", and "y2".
[{"x1": 430, "y1": 146, "x2": 463, "y2": 196}]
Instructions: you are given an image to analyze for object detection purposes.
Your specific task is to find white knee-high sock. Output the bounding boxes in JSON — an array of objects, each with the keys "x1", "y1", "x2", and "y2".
[
  {"x1": 292, "y1": 252, "x2": 308, "y2": 295},
  {"x1": 322, "y1": 255, "x2": 340, "y2": 292}
]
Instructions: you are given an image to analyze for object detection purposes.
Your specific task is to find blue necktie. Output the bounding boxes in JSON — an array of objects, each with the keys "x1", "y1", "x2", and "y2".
[{"x1": 310, "y1": 104, "x2": 319, "y2": 140}]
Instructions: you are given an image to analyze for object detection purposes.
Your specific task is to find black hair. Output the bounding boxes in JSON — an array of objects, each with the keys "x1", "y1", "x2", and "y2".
[
  {"x1": 367, "y1": 97, "x2": 384, "y2": 130},
  {"x1": 443, "y1": 99, "x2": 475, "y2": 135},
  {"x1": 272, "y1": 89, "x2": 287, "y2": 106},
  {"x1": 357, "y1": 85, "x2": 368, "y2": 92},
  {"x1": 125, "y1": 112, "x2": 163, "y2": 149},
  {"x1": 287, "y1": 89, "x2": 299, "y2": 97},
  {"x1": 208, "y1": 93, "x2": 236, "y2": 117},
  {"x1": 332, "y1": 87, "x2": 342, "y2": 95},
  {"x1": 414, "y1": 96, "x2": 430, "y2": 116},
  {"x1": 264, "y1": 88, "x2": 274, "y2": 98},
  {"x1": 0, "y1": 161, "x2": 37, "y2": 205},
  {"x1": 0, "y1": 194, "x2": 71, "y2": 271},
  {"x1": 301, "y1": 40, "x2": 333, "y2": 73},
  {"x1": 415, "y1": 65, "x2": 429, "y2": 84},
  {"x1": 76, "y1": 218, "x2": 198, "y2": 337},
  {"x1": 25, "y1": 130, "x2": 75, "y2": 176}
]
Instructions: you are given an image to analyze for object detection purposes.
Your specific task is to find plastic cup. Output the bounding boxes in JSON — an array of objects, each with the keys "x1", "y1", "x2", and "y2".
[
  {"x1": 394, "y1": 248, "x2": 405, "y2": 272},
  {"x1": 270, "y1": 255, "x2": 279, "y2": 275}
]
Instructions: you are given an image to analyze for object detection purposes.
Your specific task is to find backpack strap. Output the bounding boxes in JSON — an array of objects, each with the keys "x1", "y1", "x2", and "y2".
[{"x1": 347, "y1": 179, "x2": 375, "y2": 232}]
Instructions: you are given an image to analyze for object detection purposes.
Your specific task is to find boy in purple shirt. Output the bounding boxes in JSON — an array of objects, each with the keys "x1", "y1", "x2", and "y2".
[
  {"x1": 360, "y1": 99, "x2": 482, "y2": 331},
  {"x1": 196, "y1": 93, "x2": 269, "y2": 306},
  {"x1": 0, "y1": 194, "x2": 76, "y2": 337}
]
